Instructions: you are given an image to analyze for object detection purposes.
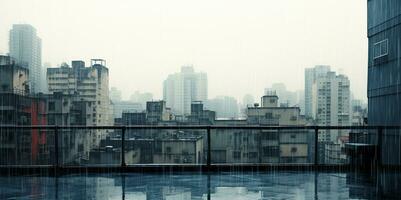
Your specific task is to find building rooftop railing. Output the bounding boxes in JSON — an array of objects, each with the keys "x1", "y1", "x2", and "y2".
[{"x1": 0, "y1": 125, "x2": 399, "y2": 175}]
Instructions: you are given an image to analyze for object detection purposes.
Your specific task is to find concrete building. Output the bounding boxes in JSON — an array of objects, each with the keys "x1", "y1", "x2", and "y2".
[
  {"x1": 187, "y1": 101, "x2": 216, "y2": 125},
  {"x1": 9, "y1": 24, "x2": 42, "y2": 93},
  {"x1": 304, "y1": 65, "x2": 331, "y2": 118},
  {"x1": 163, "y1": 66, "x2": 207, "y2": 116},
  {"x1": 0, "y1": 55, "x2": 29, "y2": 94},
  {"x1": 205, "y1": 96, "x2": 239, "y2": 119},
  {"x1": 0, "y1": 93, "x2": 48, "y2": 165},
  {"x1": 146, "y1": 100, "x2": 173, "y2": 124},
  {"x1": 246, "y1": 93, "x2": 310, "y2": 163},
  {"x1": 43, "y1": 92, "x2": 94, "y2": 164},
  {"x1": 311, "y1": 72, "x2": 351, "y2": 142},
  {"x1": 308, "y1": 71, "x2": 351, "y2": 164},
  {"x1": 210, "y1": 93, "x2": 310, "y2": 164},
  {"x1": 367, "y1": 0, "x2": 401, "y2": 166},
  {"x1": 47, "y1": 59, "x2": 113, "y2": 146}
]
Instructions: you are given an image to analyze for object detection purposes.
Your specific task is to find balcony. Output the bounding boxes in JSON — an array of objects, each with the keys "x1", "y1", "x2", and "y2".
[{"x1": 0, "y1": 125, "x2": 400, "y2": 199}]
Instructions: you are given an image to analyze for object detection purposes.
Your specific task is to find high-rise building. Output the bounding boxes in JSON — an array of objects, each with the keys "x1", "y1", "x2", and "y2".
[
  {"x1": 47, "y1": 59, "x2": 113, "y2": 146},
  {"x1": 367, "y1": 0, "x2": 401, "y2": 165},
  {"x1": 9, "y1": 24, "x2": 42, "y2": 93},
  {"x1": 309, "y1": 70, "x2": 351, "y2": 164},
  {"x1": 163, "y1": 66, "x2": 207, "y2": 116},
  {"x1": 311, "y1": 72, "x2": 351, "y2": 142},
  {"x1": 304, "y1": 65, "x2": 331, "y2": 118}
]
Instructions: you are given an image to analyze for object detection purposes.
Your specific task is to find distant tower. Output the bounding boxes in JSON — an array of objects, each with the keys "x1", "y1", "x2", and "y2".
[
  {"x1": 163, "y1": 66, "x2": 208, "y2": 115},
  {"x1": 9, "y1": 24, "x2": 42, "y2": 93}
]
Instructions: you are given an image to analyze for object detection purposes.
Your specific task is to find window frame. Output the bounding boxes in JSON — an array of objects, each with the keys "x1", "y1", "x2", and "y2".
[{"x1": 373, "y1": 39, "x2": 388, "y2": 59}]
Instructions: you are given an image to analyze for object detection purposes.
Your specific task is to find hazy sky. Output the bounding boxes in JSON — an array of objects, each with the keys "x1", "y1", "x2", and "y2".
[{"x1": 0, "y1": 0, "x2": 368, "y2": 102}]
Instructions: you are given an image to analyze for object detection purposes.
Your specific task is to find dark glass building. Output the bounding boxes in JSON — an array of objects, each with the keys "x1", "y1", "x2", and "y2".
[{"x1": 367, "y1": 0, "x2": 401, "y2": 164}]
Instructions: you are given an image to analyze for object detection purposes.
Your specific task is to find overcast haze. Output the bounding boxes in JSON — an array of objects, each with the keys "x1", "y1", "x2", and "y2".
[{"x1": 0, "y1": 0, "x2": 367, "y2": 102}]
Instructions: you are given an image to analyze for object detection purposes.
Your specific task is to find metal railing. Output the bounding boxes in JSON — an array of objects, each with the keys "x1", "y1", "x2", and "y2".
[{"x1": 0, "y1": 125, "x2": 400, "y2": 174}]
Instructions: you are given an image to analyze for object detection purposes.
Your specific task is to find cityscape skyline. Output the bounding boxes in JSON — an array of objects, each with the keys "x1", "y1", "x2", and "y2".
[{"x1": 0, "y1": 0, "x2": 368, "y2": 101}]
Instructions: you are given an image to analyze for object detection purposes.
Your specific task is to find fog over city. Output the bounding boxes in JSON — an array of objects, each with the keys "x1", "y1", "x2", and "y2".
[{"x1": 0, "y1": 0, "x2": 367, "y2": 101}]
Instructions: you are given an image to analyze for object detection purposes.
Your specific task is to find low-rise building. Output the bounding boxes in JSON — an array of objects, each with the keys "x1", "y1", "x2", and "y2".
[{"x1": 43, "y1": 92, "x2": 94, "y2": 164}]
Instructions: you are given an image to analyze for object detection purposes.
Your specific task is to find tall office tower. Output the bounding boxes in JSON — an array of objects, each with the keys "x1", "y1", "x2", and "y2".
[
  {"x1": 311, "y1": 72, "x2": 351, "y2": 142},
  {"x1": 163, "y1": 66, "x2": 207, "y2": 116},
  {"x1": 304, "y1": 65, "x2": 331, "y2": 118},
  {"x1": 367, "y1": 0, "x2": 401, "y2": 165},
  {"x1": 9, "y1": 24, "x2": 42, "y2": 93},
  {"x1": 47, "y1": 59, "x2": 113, "y2": 146}
]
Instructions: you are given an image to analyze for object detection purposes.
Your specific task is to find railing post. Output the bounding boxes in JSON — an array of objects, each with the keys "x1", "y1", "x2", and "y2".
[
  {"x1": 314, "y1": 127, "x2": 319, "y2": 167},
  {"x1": 377, "y1": 126, "x2": 383, "y2": 169},
  {"x1": 121, "y1": 126, "x2": 126, "y2": 167},
  {"x1": 207, "y1": 126, "x2": 211, "y2": 169},
  {"x1": 54, "y1": 126, "x2": 59, "y2": 170}
]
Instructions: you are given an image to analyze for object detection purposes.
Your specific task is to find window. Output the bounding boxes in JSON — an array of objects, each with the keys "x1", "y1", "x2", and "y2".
[
  {"x1": 261, "y1": 132, "x2": 279, "y2": 140},
  {"x1": 263, "y1": 146, "x2": 279, "y2": 157},
  {"x1": 48, "y1": 115, "x2": 55, "y2": 125},
  {"x1": 48, "y1": 102, "x2": 55, "y2": 111},
  {"x1": 373, "y1": 39, "x2": 388, "y2": 59},
  {"x1": 265, "y1": 113, "x2": 273, "y2": 119},
  {"x1": 233, "y1": 151, "x2": 241, "y2": 159},
  {"x1": 249, "y1": 152, "x2": 258, "y2": 158},
  {"x1": 291, "y1": 147, "x2": 297, "y2": 153}
]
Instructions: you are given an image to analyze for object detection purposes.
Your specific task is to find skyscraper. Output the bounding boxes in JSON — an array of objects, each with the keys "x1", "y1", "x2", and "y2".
[
  {"x1": 367, "y1": 0, "x2": 401, "y2": 165},
  {"x1": 163, "y1": 66, "x2": 207, "y2": 116},
  {"x1": 311, "y1": 72, "x2": 351, "y2": 142},
  {"x1": 304, "y1": 65, "x2": 331, "y2": 118},
  {"x1": 9, "y1": 24, "x2": 42, "y2": 93}
]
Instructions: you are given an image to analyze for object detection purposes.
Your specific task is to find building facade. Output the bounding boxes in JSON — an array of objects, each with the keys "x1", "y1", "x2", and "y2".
[
  {"x1": 9, "y1": 24, "x2": 42, "y2": 93},
  {"x1": 367, "y1": 0, "x2": 401, "y2": 165},
  {"x1": 0, "y1": 55, "x2": 29, "y2": 94},
  {"x1": 47, "y1": 59, "x2": 113, "y2": 146},
  {"x1": 311, "y1": 72, "x2": 351, "y2": 142},
  {"x1": 304, "y1": 65, "x2": 331, "y2": 118},
  {"x1": 43, "y1": 92, "x2": 94, "y2": 164}
]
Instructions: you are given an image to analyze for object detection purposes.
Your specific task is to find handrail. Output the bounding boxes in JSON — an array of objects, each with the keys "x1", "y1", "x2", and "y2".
[
  {"x1": 0, "y1": 125, "x2": 399, "y2": 130},
  {"x1": 0, "y1": 125, "x2": 396, "y2": 175}
]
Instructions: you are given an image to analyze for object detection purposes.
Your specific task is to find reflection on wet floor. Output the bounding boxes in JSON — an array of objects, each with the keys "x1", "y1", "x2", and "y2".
[{"x1": 0, "y1": 171, "x2": 399, "y2": 199}]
